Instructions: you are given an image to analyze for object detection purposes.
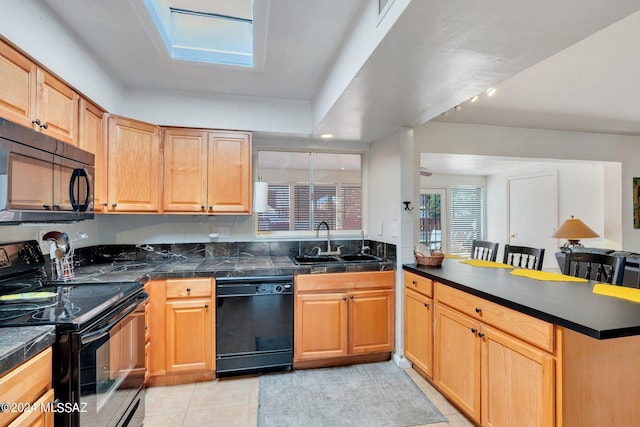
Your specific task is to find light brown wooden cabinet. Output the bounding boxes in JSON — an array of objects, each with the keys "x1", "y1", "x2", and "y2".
[
  {"x1": 146, "y1": 278, "x2": 216, "y2": 386},
  {"x1": 104, "y1": 115, "x2": 161, "y2": 212},
  {"x1": 0, "y1": 39, "x2": 78, "y2": 145},
  {"x1": 403, "y1": 271, "x2": 434, "y2": 378},
  {"x1": 78, "y1": 98, "x2": 106, "y2": 211},
  {"x1": 433, "y1": 282, "x2": 555, "y2": 427},
  {"x1": 163, "y1": 128, "x2": 252, "y2": 214},
  {"x1": 294, "y1": 271, "x2": 394, "y2": 367},
  {"x1": 0, "y1": 348, "x2": 53, "y2": 427}
]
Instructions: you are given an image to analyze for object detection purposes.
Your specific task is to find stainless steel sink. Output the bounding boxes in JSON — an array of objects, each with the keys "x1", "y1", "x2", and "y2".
[
  {"x1": 292, "y1": 254, "x2": 384, "y2": 265},
  {"x1": 339, "y1": 254, "x2": 382, "y2": 262},
  {"x1": 293, "y1": 255, "x2": 340, "y2": 264}
]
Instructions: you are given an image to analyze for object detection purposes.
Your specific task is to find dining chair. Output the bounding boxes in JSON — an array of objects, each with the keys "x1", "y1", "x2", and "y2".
[
  {"x1": 470, "y1": 240, "x2": 499, "y2": 262},
  {"x1": 503, "y1": 245, "x2": 545, "y2": 270},
  {"x1": 562, "y1": 251, "x2": 626, "y2": 285}
]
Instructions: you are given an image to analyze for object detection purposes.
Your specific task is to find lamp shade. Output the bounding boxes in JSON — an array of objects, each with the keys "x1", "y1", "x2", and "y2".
[
  {"x1": 253, "y1": 181, "x2": 268, "y2": 213},
  {"x1": 551, "y1": 215, "x2": 599, "y2": 245}
]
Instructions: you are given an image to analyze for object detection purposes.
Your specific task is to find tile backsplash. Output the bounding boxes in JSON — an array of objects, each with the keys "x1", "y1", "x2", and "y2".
[{"x1": 74, "y1": 239, "x2": 397, "y2": 266}]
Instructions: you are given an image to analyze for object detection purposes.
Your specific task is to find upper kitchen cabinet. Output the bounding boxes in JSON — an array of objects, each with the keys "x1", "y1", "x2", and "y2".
[
  {"x1": 78, "y1": 98, "x2": 107, "y2": 211},
  {"x1": 105, "y1": 115, "x2": 161, "y2": 213},
  {"x1": 0, "y1": 39, "x2": 78, "y2": 145},
  {"x1": 163, "y1": 128, "x2": 252, "y2": 214}
]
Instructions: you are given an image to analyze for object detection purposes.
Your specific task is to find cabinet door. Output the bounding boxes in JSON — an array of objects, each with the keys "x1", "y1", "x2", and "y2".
[
  {"x1": 481, "y1": 325, "x2": 555, "y2": 427},
  {"x1": 0, "y1": 39, "x2": 36, "y2": 128},
  {"x1": 166, "y1": 298, "x2": 213, "y2": 373},
  {"x1": 434, "y1": 304, "x2": 481, "y2": 423},
  {"x1": 78, "y1": 98, "x2": 106, "y2": 212},
  {"x1": 163, "y1": 128, "x2": 208, "y2": 212},
  {"x1": 348, "y1": 289, "x2": 394, "y2": 354},
  {"x1": 36, "y1": 69, "x2": 78, "y2": 145},
  {"x1": 294, "y1": 293, "x2": 348, "y2": 361},
  {"x1": 8, "y1": 388, "x2": 55, "y2": 427},
  {"x1": 207, "y1": 132, "x2": 251, "y2": 213},
  {"x1": 404, "y1": 287, "x2": 433, "y2": 378},
  {"x1": 147, "y1": 280, "x2": 166, "y2": 377},
  {"x1": 106, "y1": 116, "x2": 160, "y2": 212}
]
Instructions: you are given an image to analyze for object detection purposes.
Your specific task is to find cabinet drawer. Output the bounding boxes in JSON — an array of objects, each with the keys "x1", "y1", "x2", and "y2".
[
  {"x1": 435, "y1": 282, "x2": 554, "y2": 353},
  {"x1": 166, "y1": 279, "x2": 212, "y2": 298},
  {"x1": 404, "y1": 271, "x2": 433, "y2": 297},
  {"x1": 0, "y1": 348, "x2": 52, "y2": 426}
]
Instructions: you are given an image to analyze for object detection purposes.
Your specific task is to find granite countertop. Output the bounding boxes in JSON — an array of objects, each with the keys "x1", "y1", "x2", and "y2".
[
  {"x1": 404, "y1": 260, "x2": 640, "y2": 340},
  {"x1": 0, "y1": 326, "x2": 55, "y2": 376},
  {"x1": 1, "y1": 256, "x2": 393, "y2": 377},
  {"x1": 67, "y1": 255, "x2": 395, "y2": 284}
]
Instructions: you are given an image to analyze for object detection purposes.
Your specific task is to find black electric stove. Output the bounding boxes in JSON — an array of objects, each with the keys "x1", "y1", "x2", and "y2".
[
  {"x1": 0, "y1": 240, "x2": 147, "y2": 427},
  {"x1": 0, "y1": 240, "x2": 143, "y2": 330}
]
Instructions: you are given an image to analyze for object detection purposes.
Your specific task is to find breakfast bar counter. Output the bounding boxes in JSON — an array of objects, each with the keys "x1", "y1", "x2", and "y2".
[
  {"x1": 404, "y1": 259, "x2": 640, "y2": 339},
  {"x1": 403, "y1": 259, "x2": 640, "y2": 427}
]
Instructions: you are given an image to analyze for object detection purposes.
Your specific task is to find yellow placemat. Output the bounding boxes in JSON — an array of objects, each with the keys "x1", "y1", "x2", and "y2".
[
  {"x1": 593, "y1": 284, "x2": 640, "y2": 303},
  {"x1": 510, "y1": 269, "x2": 588, "y2": 282},
  {"x1": 460, "y1": 259, "x2": 514, "y2": 269}
]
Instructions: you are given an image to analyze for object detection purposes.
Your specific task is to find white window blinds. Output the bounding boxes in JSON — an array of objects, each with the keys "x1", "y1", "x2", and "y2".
[{"x1": 448, "y1": 186, "x2": 484, "y2": 256}]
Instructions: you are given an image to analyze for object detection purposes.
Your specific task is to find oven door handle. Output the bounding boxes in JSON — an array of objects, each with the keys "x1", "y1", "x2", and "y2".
[{"x1": 80, "y1": 297, "x2": 145, "y2": 345}]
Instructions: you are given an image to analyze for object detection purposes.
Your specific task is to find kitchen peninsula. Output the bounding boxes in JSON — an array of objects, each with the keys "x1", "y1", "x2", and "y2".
[{"x1": 403, "y1": 260, "x2": 640, "y2": 427}]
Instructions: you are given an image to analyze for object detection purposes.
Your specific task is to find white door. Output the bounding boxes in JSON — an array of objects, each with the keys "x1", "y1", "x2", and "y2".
[{"x1": 508, "y1": 172, "x2": 558, "y2": 270}]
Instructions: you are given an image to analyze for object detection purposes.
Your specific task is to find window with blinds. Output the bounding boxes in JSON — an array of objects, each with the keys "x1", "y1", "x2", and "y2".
[
  {"x1": 256, "y1": 151, "x2": 363, "y2": 235},
  {"x1": 449, "y1": 186, "x2": 485, "y2": 256}
]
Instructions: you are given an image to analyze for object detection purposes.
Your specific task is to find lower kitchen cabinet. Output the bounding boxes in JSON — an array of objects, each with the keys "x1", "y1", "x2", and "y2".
[
  {"x1": 146, "y1": 278, "x2": 216, "y2": 385},
  {"x1": 294, "y1": 271, "x2": 394, "y2": 367},
  {"x1": 434, "y1": 282, "x2": 555, "y2": 427},
  {"x1": 166, "y1": 298, "x2": 214, "y2": 373},
  {"x1": 403, "y1": 271, "x2": 434, "y2": 378},
  {"x1": 0, "y1": 347, "x2": 54, "y2": 427}
]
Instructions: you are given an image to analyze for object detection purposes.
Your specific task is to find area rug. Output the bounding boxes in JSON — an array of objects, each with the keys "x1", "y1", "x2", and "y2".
[{"x1": 258, "y1": 361, "x2": 447, "y2": 427}]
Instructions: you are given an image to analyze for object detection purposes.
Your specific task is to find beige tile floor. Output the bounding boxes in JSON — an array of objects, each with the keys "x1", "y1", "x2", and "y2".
[{"x1": 143, "y1": 367, "x2": 472, "y2": 427}]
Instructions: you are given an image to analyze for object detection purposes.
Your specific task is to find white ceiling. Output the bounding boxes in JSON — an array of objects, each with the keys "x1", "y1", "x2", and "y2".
[{"x1": 38, "y1": 0, "x2": 640, "y2": 174}]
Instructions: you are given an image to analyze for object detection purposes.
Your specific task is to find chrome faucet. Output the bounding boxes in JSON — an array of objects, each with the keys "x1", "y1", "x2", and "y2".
[
  {"x1": 316, "y1": 221, "x2": 340, "y2": 255},
  {"x1": 360, "y1": 230, "x2": 370, "y2": 254}
]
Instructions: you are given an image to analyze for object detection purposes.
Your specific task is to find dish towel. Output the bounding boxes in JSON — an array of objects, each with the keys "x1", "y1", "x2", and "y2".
[
  {"x1": 460, "y1": 259, "x2": 514, "y2": 268},
  {"x1": 510, "y1": 269, "x2": 588, "y2": 282},
  {"x1": 593, "y1": 284, "x2": 640, "y2": 303}
]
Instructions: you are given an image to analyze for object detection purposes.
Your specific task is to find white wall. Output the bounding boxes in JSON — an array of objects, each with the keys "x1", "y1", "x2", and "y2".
[
  {"x1": 368, "y1": 127, "x2": 415, "y2": 366},
  {"x1": 415, "y1": 122, "x2": 640, "y2": 251}
]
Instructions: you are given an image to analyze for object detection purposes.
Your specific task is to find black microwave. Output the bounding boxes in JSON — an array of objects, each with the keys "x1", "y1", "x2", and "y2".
[{"x1": 0, "y1": 118, "x2": 94, "y2": 224}]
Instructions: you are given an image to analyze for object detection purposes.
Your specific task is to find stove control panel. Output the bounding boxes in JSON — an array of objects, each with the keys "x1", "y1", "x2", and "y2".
[{"x1": 0, "y1": 240, "x2": 45, "y2": 277}]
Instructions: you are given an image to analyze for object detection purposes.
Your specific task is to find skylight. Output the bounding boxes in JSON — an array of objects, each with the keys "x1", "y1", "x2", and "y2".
[{"x1": 144, "y1": 0, "x2": 254, "y2": 67}]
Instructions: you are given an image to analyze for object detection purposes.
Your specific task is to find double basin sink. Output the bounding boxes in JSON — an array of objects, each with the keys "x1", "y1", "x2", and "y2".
[{"x1": 292, "y1": 253, "x2": 384, "y2": 265}]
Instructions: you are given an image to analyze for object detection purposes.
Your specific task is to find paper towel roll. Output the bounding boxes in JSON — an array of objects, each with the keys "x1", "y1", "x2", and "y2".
[{"x1": 253, "y1": 181, "x2": 268, "y2": 213}]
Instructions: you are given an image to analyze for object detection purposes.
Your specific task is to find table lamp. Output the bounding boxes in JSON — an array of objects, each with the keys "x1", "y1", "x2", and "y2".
[{"x1": 551, "y1": 215, "x2": 599, "y2": 248}]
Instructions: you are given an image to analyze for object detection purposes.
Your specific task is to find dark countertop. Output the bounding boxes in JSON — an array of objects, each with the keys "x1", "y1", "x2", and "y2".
[
  {"x1": 0, "y1": 256, "x2": 390, "y2": 376},
  {"x1": 0, "y1": 326, "x2": 55, "y2": 376},
  {"x1": 67, "y1": 255, "x2": 395, "y2": 284},
  {"x1": 404, "y1": 260, "x2": 640, "y2": 340}
]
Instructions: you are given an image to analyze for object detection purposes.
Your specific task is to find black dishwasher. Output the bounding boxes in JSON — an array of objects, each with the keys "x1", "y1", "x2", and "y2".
[{"x1": 215, "y1": 275, "x2": 294, "y2": 376}]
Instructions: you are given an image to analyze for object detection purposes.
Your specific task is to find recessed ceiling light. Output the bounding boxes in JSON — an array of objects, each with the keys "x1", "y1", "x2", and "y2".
[
  {"x1": 486, "y1": 87, "x2": 496, "y2": 97},
  {"x1": 319, "y1": 133, "x2": 334, "y2": 139},
  {"x1": 470, "y1": 96, "x2": 478, "y2": 103},
  {"x1": 454, "y1": 105, "x2": 462, "y2": 112}
]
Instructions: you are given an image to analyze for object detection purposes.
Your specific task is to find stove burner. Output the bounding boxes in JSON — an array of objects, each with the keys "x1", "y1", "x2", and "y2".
[
  {"x1": 32, "y1": 306, "x2": 82, "y2": 322},
  {"x1": 71, "y1": 286, "x2": 121, "y2": 298},
  {"x1": 0, "y1": 303, "x2": 40, "y2": 321}
]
